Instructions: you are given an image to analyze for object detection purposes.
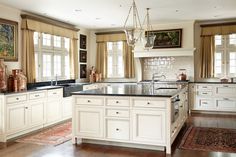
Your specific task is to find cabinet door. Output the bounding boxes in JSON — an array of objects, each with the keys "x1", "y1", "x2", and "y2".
[
  {"x1": 6, "y1": 103, "x2": 28, "y2": 134},
  {"x1": 29, "y1": 100, "x2": 45, "y2": 127},
  {"x1": 216, "y1": 98, "x2": 236, "y2": 111},
  {"x1": 75, "y1": 107, "x2": 103, "y2": 138},
  {"x1": 132, "y1": 109, "x2": 166, "y2": 145},
  {"x1": 62, "y1": 97, "x2": 72, "y2": 119},
  {"x1": 46, "y1": 99, "x2": 62, "y2": 124}
]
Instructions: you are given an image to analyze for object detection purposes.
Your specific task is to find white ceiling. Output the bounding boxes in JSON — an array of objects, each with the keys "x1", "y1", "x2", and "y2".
[{"x1": 0, "y1": 0, "x2": 236, "y2": 30}]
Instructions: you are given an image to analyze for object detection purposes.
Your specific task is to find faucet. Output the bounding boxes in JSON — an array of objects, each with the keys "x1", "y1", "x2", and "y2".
[{"x1": 151, "y1": 73, "x2": 166, "y2": 85}]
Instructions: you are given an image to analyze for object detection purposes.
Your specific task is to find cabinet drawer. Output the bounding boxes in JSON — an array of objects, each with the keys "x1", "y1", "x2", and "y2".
[
  {"x1": 47, "y1": 89, "x2": 62, "y2": 97},
  {"x1": 106, "y1": 98, "x2": 129, "y2": 107},
  {"x1": 106, "y1": 119, "x2": 129, "y2": 141},
  {"x1": 197, "y1": 98, "x2": 215, "y2": 110},
  {"x1": 29, "y1": 91, "x2": 46, "y2": 100},
  {"x1": 6, "y1": 94, "x2": 27, "y2": 104},
  {"x1": 132, "y1": 98, "x2": 166, "y2": 108},
  {"x1": 106, "y1": 109, "x2": 129, "y2": 118},
  {"x1": 216, "y1": 98, "x2": 236, "y2": 111},
  {"x1": 197, "y1": 85, "x2": 213, "y2": 91},
  {"x1": 76, "y1": 97, "x2": 103, "y2": 106},
  {"x1": 198, "y1": 91, "x2": 213, "y2": 96},
  {"x1": 215, "y1": 85, "x2": 236, "y2": 96}
]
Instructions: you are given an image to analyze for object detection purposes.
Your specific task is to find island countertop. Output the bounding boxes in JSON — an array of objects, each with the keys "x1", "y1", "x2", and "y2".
[{"x1": 71, "y1": 83, "x2": 187, "y2": 97}]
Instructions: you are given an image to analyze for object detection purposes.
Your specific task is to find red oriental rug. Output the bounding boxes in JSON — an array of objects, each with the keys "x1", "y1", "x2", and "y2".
[
  {"x1": 16, "y1": 121, "x2": 72, "y2": 146},
  {"x1": 179, "y1": 126, "x2": 236, "y2": 153}
]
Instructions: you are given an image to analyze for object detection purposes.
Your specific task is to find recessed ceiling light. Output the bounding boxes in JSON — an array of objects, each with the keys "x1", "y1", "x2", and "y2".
[
  {"x1": 95, "y1": 18, "x2": 101, "y2": 20},
  {"x1": 75, "y1": 9, "x2": 82, "y2": 12}
]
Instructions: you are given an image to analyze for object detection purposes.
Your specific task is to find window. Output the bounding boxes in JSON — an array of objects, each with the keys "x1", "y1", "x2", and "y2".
[
  {"x1": 107, "y1": 41, "x2": 124, "y2": 78},
  {"x1": 214, "y1": 34, "x2": 236, "y2": 77},
  {"x1": 34, "y1": 32, "x2": 70, "y2": 81}
]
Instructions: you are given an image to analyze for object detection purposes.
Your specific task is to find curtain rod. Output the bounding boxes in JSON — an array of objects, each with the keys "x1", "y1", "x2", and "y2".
[{"x1": 21, "y1": 14, "x2": 80, "y2": 32}]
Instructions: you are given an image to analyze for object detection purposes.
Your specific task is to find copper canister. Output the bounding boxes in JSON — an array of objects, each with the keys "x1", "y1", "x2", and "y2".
[{"x1": 7, "y1": 75, "x2": 14, "y2": 92}]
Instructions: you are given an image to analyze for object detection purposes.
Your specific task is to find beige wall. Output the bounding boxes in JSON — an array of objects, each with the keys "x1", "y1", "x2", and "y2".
[{"x1": 0, "y1": 4, "x2": 22, "y2": 73}]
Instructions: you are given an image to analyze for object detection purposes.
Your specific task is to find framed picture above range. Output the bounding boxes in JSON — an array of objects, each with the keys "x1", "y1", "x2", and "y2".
[
  {"x1": 147, "y1": 29, "x2": 182, "y2": 49},
  {"x1": 0, "y1": 18, "x2": 18, "y2": 61}
]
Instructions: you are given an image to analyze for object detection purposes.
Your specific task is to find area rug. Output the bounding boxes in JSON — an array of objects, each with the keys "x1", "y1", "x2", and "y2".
[
  {"x1": 16, "y1": 121, "x2": 72, "y2": 146},
  {"x1": 179, "y1": 126, "x2": 236, "y2": 153}
]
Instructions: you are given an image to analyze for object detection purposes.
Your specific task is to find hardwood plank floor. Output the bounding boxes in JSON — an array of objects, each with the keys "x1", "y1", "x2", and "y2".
[{"x1": 1, "y1": 113, "x2": 236, "y2": 157}]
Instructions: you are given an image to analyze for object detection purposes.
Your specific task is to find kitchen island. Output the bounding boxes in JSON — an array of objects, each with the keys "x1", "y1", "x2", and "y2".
[{"x1": 71, "y1": 83, "x2": 188, "y2": 154}]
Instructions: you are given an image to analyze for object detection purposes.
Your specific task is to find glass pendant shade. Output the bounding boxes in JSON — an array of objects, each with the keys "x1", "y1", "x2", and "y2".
[
  {"x1": 123, "y1": 0, "x2": 143, "y2": 47},
  {"x1": 145, "y1": 34, "x2": 156, "y2": 49},
  {"x1": 143, "y1": 8, "x2": 156, "y2": 50},
  {"x1": 124, "y1": 28, "x2": 143, "y2": 47}
]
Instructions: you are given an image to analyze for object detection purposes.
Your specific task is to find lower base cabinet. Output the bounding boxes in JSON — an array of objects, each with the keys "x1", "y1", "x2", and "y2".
[
  {"x1": 29, "y1": 100, "x2": 45, "y2": 127},
  {"x1": 6, "y1": 103, "x2": 28, "y2": 134},
  {"x1": 62, "y1": 97, "x2": 72, "y2": 119},
  {"x1": 75, "y1": 107, "x2": 103, "y2": 138},
  {"x1": 46, "y1": 99, "x2": 62, "y2": 124},
  {"x1": 132, "y1": 109, "x2": 166, "y2": 145}
]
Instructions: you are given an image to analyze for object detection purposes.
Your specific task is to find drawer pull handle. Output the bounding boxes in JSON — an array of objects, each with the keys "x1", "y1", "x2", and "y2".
[
  {"x1": 223, "y1": 98, "x2": 229, "y2": 100},
  {"x1": 116, "y1": 112, "x2": 119, "y2": 114},
  {"x1": 53, "y1": 92, "x2": 57, "y2": 94},
  {"x1": 202, "y1": 93, "x2": 208, "y2": 95},
  {"x1": 116, "y1": 128, "x2": 119, "y2": 131},
  {"x1": 25, "y1": 107, "x2": 28, "y2": 109},
  {"x1": 87, "y1": 100, "x2": 91, "y2": 103},
  {"x1": 223, "y1": 85, "x2": 229, "y2": 87},
  {"x1": 116, "y1": 101, "x2": 119, "y2": 103},
  {"x1": 16, "y1": 98, "x2": 19, "y2": 100},
  {"x1": 147, "y1": 102, "x2": 150, "y2": 105},
  {"x1": 35, "y1": 95, "x2": 40, "y2": 97},
  {"x1": 202, "y1": 86, "x2": 207, "y2": 88},
  {"x1": 180, "y1": 105, "x2": 183, "y2": 108}
]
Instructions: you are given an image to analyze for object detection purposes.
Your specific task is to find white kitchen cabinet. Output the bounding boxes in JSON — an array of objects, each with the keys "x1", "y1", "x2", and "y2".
[
  {"x1": 192, "y1": 83, "x2": 236, "y2": 112},
  {"x1": 132, "y1": 109, "x2": 166, "y2": 145},
  {"x1": 62, "y1": 97, "x2": 72, "y2": 119},
  {"x1": 74, "y1": 107, "x2": 103, "y2": 138},
  {"x1": 29, "y1": 100, "x2": 45, "y2": 127},
  {"x1": 46, "y1": 89, "x2": 63, "y2": 125},
  {"x1": 6, "y1": 103, "x2": 28, "y2": 134}
]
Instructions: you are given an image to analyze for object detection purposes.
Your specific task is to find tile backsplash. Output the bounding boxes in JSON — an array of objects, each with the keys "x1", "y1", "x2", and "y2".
[{"x1": 142, "y1": 56, "x2": 194, "y2": 81}]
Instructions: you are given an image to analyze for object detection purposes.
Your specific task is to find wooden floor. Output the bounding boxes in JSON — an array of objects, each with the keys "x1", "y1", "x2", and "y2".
[{"x1": 1, "y1": 113, "x2": 236, "y2": 157}]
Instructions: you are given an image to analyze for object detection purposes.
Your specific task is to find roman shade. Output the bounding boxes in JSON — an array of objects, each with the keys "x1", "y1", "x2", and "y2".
[
  {"x1": 201, "y1": 24, "x2": 236, "y2": 36},
  {"x1": 96, "y1": 32, "x2": 126, "y2": 42}
]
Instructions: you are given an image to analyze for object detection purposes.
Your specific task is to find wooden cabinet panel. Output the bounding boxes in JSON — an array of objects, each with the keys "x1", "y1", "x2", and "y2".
[
  {"x1": 106, "y1": 119, "x2": 129, "y2": 141},
  {"x1": 132, "y1": 109, "x2": 166, "y2": 145},
  {"x1": 29, "y1": 101, "x2": 45, "y2": 127},
  {"x1": 75, "y1": 107, "x2": 103, "y2": 138}
]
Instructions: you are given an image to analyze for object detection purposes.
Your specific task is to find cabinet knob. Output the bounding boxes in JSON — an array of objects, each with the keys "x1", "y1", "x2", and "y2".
[
  {"x1": 147, "y1": 102, "x2": 150, "y2": 105},
  {"x1": 180, "y1": 105, "x2": 183, "y2": 108},
  {"x1": 116, "y1": 101, "x2": 119, "y2": 103},
  {"x1": 25, "y1": 107, "x2": 28, "y2": 109},
  {"x1": 116, "y1": 128, "x2": 119, "y2": 131},
  {"x1": 87, "y1": 100, "x2": 91, "y2": 103},
  {"x1": 16, "y1": 97, "x2": 19, "y2": 100}
]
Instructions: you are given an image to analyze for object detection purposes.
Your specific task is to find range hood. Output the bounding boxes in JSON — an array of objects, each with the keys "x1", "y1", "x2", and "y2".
[{"x1": 133, "y1": 48, "x2": 196, "y2": 58}]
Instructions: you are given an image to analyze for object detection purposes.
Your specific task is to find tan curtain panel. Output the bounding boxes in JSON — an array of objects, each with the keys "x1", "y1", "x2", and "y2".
[
  {"x1": 202, "y1": 24, "x2": 236, "y2": 36},
  {"x1": 123, "y1": 41, "x2": 135, "y2": 78},
  {"x1": 22, "y1": 29, "x2": 36, "y2": 83},
  {"x1": 199, "y1": 36, "x2": 215, "y2": 78},
  {"x1": 96, "y1": 33, "x2": 126, "y2": 42},
  {"x1": 70, "y1": 39, "x2": 79, "y2": 79},
  {"x1": 96, "y1": 42, "x2": 107, "y2": 78},
  {"x1": 21, "y1": 19, "x2": 78, "y2": 39}
]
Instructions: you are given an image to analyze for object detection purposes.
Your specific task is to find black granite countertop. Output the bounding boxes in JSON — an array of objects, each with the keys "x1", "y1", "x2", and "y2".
[
  {"x1": 71, "y1": 83, "x2": 187, "y2": 97},
  {"x1": 0, "y1": 85, "x2": 64, "y2": 95},
  {"x1": 190, "y1": 81, "x2": 236, "y2": 84}
]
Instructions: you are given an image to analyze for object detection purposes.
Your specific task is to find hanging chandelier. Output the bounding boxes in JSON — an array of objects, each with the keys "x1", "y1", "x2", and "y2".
[
  {"x1": 123, "y1": 0, "x2": 143, "y2": 47},
  {"x1": 143, "y1": 8, "x2": 156, "y2": 50}
]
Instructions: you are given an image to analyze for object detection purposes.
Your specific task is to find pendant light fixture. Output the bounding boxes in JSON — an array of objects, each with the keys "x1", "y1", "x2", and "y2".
[
  {"x1": 123, "y1": 0, "x2": 143, "y2": 47},
  {"x1": 143, "y1": 8, "x2": 156, "y2": 50}
]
